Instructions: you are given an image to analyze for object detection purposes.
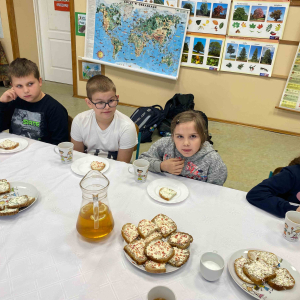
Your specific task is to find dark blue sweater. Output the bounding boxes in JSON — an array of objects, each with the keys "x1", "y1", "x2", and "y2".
[{"x1": 246, "y1": 165, "x2": 300, "y2": 218}]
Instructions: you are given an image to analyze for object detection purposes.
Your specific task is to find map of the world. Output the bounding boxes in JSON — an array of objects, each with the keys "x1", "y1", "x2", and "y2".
[{"x1": 85, "y1": 0, "x2": 189, "y2": 79}]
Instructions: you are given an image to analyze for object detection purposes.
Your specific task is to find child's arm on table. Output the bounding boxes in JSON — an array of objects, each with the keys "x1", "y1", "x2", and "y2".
[
  {"x1": 246, "y1": 168, "x2": 299, "y2": 218},
  {"x1": 117, "y1": 147, "x2": 134, "y2": 163},
  {"x1": 71, "y1": 138, "x2": 85, "y2": 153}
]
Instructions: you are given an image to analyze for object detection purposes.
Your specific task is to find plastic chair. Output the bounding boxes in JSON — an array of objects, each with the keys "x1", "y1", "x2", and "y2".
[{"x1": 269, "y1": 171, "x2": 273, "y2": 178}]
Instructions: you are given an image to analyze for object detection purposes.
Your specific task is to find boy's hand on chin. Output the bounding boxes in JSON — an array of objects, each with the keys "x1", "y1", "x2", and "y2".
[
  {"x1": 161, "y1": 158, "x2": 184, "y2": 175},
  {"x1": 0, "y1": 88, "x2": 17, "y2": 103}
]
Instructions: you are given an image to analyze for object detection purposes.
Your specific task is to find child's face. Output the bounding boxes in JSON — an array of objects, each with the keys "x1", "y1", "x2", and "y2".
[
  {"x1": 173, "y1": 121, "x2": 201, "y2": 157},
  {"x1": 85, "y1": 90, "x2": 118, "y2": 121},
  {"x1": 11, "y1": 74, "x2": 43, "y2": 103}
]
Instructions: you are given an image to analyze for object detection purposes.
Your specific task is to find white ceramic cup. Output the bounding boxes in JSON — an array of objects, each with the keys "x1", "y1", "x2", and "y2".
[
  {"x1": 54, "y1": 142, "x2": 74, "y2": 164},
  {"x1": 200, "y1": 251, "x2": 224, "y2": 281},
  {"x1": 148, "y1": 286, "x2": 176, "y2": 300},
  {"x1": 283, "y1": 211, "x2": 300, "y2": 242},
  {"x1": 128, "y1": 159, "x2": 150, "y2": 183}
]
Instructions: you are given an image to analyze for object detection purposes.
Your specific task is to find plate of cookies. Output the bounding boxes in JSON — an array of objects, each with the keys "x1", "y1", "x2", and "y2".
[
  {"x1": 122, "y1": 214, "x2": 193, "y2": 274},
  {"x1": 71, "y1": 155, "x2": 109, "y2": 176},
  {"x1": 147, "y1": 178, "x2": 189, "y2": 204},
  {"x1": 0, "y1": 138, "x2": 29, "y2": 154},
  {"x1": 0, "y1": 180, "x2": 39, "y2": 216},
  {"x1": 228, "y1": 249, "x2": 300, "y2": 300}
]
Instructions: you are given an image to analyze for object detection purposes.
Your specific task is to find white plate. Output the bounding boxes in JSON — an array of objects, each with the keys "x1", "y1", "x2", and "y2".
[
  {"x1": 0, "y1": 182, "x2": 39, "y2": 213},
  {"x1": 71, "y1": 156, "x2": 109, "y2": 176},
  {"x1": 123, "y1": 239, "x2": 189, "y2": 274},
  {"x1": 0, "y1": 137, "x2": 29, "y2": 154},
  {"x1": 147, "y1": 178, "x2": 189, "y2": 204},
  {"x1": 228, "y1": 249, "x2": 300, "y2": 300}
]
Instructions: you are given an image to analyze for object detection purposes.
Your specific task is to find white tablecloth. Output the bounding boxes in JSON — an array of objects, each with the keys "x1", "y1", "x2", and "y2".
[{"x1": 0, "y1": 133, "x2": 299, "y2": 300}]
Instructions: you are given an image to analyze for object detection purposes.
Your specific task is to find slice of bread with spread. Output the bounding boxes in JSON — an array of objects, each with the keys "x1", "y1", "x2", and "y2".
[
  {"x1": 138, "y1": 219, "x2": 159, "y2": 239},
  {"x1": 268, "y1": 268, "x2": 295, "y2": 291},
  {"x1": 0, "y1": 207, "x2": 19, "y2": 216},
  {"x1": 26, "y1": 197, "x2": 36, "y2": 206},
  {"x1": 145, "y1": 260, "x2": 166, "y2": 273},
  {"x1": 151, "y1": 214, "x2": 177, "y2": 238},
  {"x1": 168, "y1": 247, "x2": 190, "y2": 267},
  {"x1": 7, "y1": 195, "x2": 29, "y2": 209},
  {"x1": 234, "y1": 256, "x2": 254, "y2": 284},
  {"x1": 248, "y1": 250, "x2": 279, "y2": 267},
  {"x1": 159, "y1": 187, "x2": 177, "y2": 201},
  {"x1": 0, "y1": 139, "x2": 19, "y2": 150},
  {"x1": 91, "y1": 161, "x2": 106, "y2": 171},
  {"x1": 168, "y1": 232, "x2": 193, "y2": 249},
  {"x1": 122, "y1": 223, "x2": 139, "y2": 244},
  {"x1": 144, "y1": 231, "x2": 163, "y2": 246},
  {"x1": 124, "y1": 239, "x2": 147, "y2": 265},
  {"x1": 243, "y1": 259, "x2": 276, "y2": 285},
  {"x1": 145, "y1": 240, "x2": 174, "y2": 263},
  {"x1": 0, "y1": 179, "x2": 10, "y2": 195}
]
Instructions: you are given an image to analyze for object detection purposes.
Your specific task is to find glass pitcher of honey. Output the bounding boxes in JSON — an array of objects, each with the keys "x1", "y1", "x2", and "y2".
[{"x1": 76, "y1": 170, "x2": 114, "y2": 239}]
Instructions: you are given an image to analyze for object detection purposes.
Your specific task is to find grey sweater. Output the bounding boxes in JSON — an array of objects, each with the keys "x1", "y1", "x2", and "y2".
[{"x1": 139, "y1": 137, "x2": 227, "y2": 186}]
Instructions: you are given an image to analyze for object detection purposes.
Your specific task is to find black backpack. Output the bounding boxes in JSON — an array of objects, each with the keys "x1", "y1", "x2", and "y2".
[
  {"x1": 130, "y1": 105, "x2": 165, "y2": 143},
  {"x1": 164, "y1": 93, "x2": 195, "y2": 120}
]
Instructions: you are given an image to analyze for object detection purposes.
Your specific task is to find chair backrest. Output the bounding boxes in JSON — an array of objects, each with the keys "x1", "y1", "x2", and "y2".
[
  {"x1": 68, "y1": 115, "x2": 73, "y2": 142},
  {"x1": 134, "y1": 124, "x2": 142, "y2": 160}
]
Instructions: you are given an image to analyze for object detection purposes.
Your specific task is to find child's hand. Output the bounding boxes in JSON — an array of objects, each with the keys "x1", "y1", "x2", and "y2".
[
  {"x1": 161, "y1": 158, "x2": 184, "y2": 175},
  {"x1": 0, "y1": 88, "x2": 17, "y2": 103}
]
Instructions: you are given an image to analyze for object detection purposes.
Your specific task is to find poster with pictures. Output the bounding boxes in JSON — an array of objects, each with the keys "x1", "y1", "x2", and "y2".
[
  {"x1": 228, "y1": 0, "x2": 289, "y2": 39},
  {"x1": 220, "y1": 37, "x2": 278, "y2": 76},
  {"x1": 136, "y1": 0, "x2": 177, "y2": 7},
  {"x1": 75, "y1": 12, "x2": 86, "y2": 36},
  {"x1": 181, "y1": 34, "x2": 225, "y2": 70},
  {"x1": 279, "y1": 43, "x2": 300, "y2": 110},
  {"x1": 79, "y1": 61, "x2": 103, "y2": 81},
  {"x1": 180, "y1": 0, "x2": 231, "y2": 35}
]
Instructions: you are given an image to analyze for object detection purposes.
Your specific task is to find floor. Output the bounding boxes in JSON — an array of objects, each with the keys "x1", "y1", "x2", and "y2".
[{"x1": 1, "y1": 81, "x2": 300, "y2": 193}]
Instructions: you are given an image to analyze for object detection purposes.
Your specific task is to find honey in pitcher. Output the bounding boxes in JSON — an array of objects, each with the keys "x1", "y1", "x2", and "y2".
[{"x1": 76, "y1": 202, "x2": 114, "y2": 239}]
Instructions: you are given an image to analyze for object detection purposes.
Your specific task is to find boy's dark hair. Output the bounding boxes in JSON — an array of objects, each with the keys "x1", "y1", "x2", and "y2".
[
  {"x1": 272, "y1": 156, "x2": 300, "y2": 176},
  {"x1": 8, "y1": 58, "x2": 40, "y2": 81},
  {"x1": 86, "y1": 75, "x2": 116, "y2": 100},
  {"x1": 170, "y1": 110, "x2": 208, "y2": 147}
]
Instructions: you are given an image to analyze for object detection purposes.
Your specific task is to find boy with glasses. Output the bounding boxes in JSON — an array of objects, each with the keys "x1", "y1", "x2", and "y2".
[{"x1": 71, "y1": 75, "x2": 137, "y2": 162}]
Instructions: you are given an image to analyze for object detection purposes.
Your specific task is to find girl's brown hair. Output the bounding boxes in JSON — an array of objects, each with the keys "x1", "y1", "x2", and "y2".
[
  {"x1": 170, "y1": 110, "x2": 208, "y2": 146},
  {"x1": 272, "y1": 156, "x2": 300, "y2": 176}
]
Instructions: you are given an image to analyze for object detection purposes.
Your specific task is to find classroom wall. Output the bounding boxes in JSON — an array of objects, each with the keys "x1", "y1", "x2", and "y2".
[
  {"x1": 75, "y1": 1, "x2": 300, "y2": 135},
  {"x1": 13, "y1": 0, "x2": 39, "y2": 67},
  {"x1": 0, "y1": 0, "x2": 13, "y2": 63}
]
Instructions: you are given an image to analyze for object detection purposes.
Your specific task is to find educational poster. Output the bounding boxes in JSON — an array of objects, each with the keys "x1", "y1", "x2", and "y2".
[
  {"x1": 136, "y1": 0, "x2": 177, "y2": 7},
  {"x1": 220, "y1": 37, "x2": 278, "y2": 76},
  {"x1": 79, "y1": 61, "x2": 103, "y2": 81},
  {"x1": 75, "y1": 13, "x2": 86, "y2": 36},
  {"x1": 228, "y1": 1, "x2": 289, "y2": 39},
  {"x1": 180, "y1": 0, "x2": 231, "y2": 35},
  {"x1": 84, "y1": 0, "x2": 189, "y2": 80},
  {"x1": 279, "y1": 43, "x2": 300, "y2": 110},
  {"x1": 181, "y1": 34, "x2": 225, "y2": 70}
]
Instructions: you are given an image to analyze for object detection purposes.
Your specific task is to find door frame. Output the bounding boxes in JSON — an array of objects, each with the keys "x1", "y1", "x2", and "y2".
[
  {"x1": 6, "y1": 0, "x2": 19, "y2": 59},
  {"x1": 32, "y1": 0, "x2": 45, "y2": 80}
]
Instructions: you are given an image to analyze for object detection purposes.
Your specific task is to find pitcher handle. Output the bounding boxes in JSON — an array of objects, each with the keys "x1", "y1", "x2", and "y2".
[{"x1": 93, "y1": 194, "x2": 99, "y2": 229}]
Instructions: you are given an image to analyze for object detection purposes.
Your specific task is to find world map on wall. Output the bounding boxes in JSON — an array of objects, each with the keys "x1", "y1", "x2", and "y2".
[{"x1": 92, "y1": 0, "x2": 189, "y2": 78}]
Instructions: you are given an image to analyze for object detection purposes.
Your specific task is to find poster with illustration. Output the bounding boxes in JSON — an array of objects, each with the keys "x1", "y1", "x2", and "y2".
[
  {"x1": 279, "y1": 43, "x2": 300, "y2": 110},
  {"x1": 179, "y1": 0, "x2": 231, "y2": 35},
  {"x1": 220, "y1": 37, "x2": 278, "y2": 76},
  {"x1": 79, "y1": 61, "x2": 103, "y2": 81},
  {"x1": 75, "y1": 12, "x2": 86, "y2": 36},
  {"x1": 136, "y1": 0, "x2": 177, "y2": 6},
  {"x1": 181, "y1": 34, "x2": 225, "y2": 70},
  {"x1": 228, "y1": 0, "x2": 289, "y2": 39}
]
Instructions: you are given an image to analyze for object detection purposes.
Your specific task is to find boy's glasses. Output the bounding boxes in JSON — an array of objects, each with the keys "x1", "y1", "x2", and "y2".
[{"x1": 89, "y1": 96, "x2": 119, "y2": 109}]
